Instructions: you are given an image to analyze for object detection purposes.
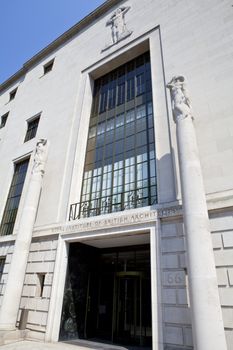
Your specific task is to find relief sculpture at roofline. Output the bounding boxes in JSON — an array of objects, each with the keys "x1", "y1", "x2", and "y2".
[{"x1": 102, "y1": 6, "x2": 133, "y2": 52}]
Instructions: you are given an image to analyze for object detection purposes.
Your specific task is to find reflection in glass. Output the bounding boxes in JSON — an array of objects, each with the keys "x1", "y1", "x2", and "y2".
[
  {"x1": 71, "y1": 52, "x2": 157, "y2": 220},
  {"x1": 0, "y1": 159, "x2": 29, "y2": 235}
]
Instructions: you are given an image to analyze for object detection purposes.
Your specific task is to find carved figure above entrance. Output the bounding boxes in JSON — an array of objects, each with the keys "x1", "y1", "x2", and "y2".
[{"x1": 102, "y1": 6, "x2": 133, "y2": 52}]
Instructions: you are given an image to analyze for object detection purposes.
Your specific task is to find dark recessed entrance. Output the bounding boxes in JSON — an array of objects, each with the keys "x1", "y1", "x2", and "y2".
[{"x1": 59, "y1": 242, "x2": 152, "y2": 349}]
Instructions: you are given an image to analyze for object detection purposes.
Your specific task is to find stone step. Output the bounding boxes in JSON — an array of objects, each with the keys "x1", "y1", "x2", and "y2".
[
  {"x1": 0, "y1": 330, "x2": 28, "y2": 346},
  {"x1": 64, "y1": 339, "x2": 128, "y2": 350}
]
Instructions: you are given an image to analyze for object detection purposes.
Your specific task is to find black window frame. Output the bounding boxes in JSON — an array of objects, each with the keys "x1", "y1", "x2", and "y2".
[
  {"x1": 71, "y1": 52, "x2": 157, "y2": 220},
  {"x1": 24, "y1": 115, "x2": 40, "y2": 142},
  {"x1": 9, "y1": 88, "x2": 18, "y2": 101},
  {"x1": 43, "y1": 59, "x2": 55, "y2": 75},
  {"x1": 0, "y1": 257, "x2": 5, "y2": 288},
  {"x1": 36, "y1": 273, "x2": 46, "y2": 298},
  {"x1": 0, "y1": 158, "x2": 29, "y2": 236},
  {"x1": 0, "y1": 112, "x2": 9, "y2": 129}
]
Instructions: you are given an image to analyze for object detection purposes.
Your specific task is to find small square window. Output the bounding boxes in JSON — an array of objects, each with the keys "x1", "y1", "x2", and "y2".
[
  {"x1": 35, "y1": 273, "x2": 46, "y2": 298},
  {"x1": 43, "y1": 59, "x2": 54, "y2": 75},
  {"x1": 0, "y1": 112, "x2": 9, "y2": 129},
  {"x1": 24, "y1": 115, "x2": 40, "y2": 142},
  {"x1": 9, "y1": 88, "x2": 18, "y2": 101}
]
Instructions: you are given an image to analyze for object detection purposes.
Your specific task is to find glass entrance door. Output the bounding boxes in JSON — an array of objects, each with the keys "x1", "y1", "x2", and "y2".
[
  {"x1": 89, "y1": 270, "x2": 152, "y2": 347},
  {"x1": 114, "y1": 272, "x2": 143, "y2": 346},
  {"x1": 60, "y1": 244, "x2": 152, "y2": 348}
]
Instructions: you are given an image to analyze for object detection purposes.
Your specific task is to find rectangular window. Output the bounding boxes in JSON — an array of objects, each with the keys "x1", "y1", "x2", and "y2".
[
  {"x1": 0, "y1": 159, "x2": 29, "y2": 236},
  {"x1": 36, "y1": 273, "x2": 46, "y2": 298},
  {"x1": 43, "y1": 59, "x2": 54, "y2": 75},
  {"x1": 136, "y1": 73, "x2": 145, "y2": 95},
  {"x1": 70, "y1": 52, "x2": 157, "y2": 220},
  {"x1": 99, "y1": 88, "x2": 108, "y2": 113},
  {"x1": 108, "y1": 84, "x2": 116, "y2": 110},
  {"x1": 24, "y1": 115, "x2": 40, "y2": 142},
  {"x1": 117, "y1": 83, "x2": 125, "y2": 105},
  {"x1": 0, "y1": 257, "x2": 5, "y2": 298},
  {"x1": 9, "y1": 88, "x2": 17, "y2": 101},
  {"x1": 0, "y1": 112, "x2": 9, "y2": 129},
  {"x1": 127, "y1": 77, "x2": 135, "y2": 101},
  {"x1": 0, "y1": 258, "x2": 5, "y2": 283}
]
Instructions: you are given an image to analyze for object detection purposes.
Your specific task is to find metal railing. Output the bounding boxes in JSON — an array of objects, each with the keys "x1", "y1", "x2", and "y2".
[{"x1": 69, "y1": 189, "x2": 156, "y2": 221}]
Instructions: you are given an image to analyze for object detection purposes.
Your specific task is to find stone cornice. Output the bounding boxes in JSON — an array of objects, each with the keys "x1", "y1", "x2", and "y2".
[{"x1": 0, "y1": 0, "x2": 122, "y2": 93}]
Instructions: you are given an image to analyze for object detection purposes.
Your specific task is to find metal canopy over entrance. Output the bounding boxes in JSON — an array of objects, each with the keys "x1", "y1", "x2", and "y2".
[{"x1": 59, "y1": 242, "x2": 152, "y2": 349}]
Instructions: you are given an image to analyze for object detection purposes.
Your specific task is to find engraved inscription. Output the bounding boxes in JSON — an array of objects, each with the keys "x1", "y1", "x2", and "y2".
[
  {"x1": 158, "y1": 206, "x2": 182, "y2": 218},
  {"x1": 51, "y1": 210, "x2": 157, "y2": 235},
  {"x1": 163, "y1": 271, "x2": 185, "y2": 286}
]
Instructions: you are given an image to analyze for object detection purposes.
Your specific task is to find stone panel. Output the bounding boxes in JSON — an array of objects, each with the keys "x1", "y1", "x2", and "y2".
[
  {"x1": 0, "y1": 242, "x2": 15, "y2": 307},
  {"x1": 212, "y1": 233, "x2": 222, "y2": 249},
  {"x1": 225, "y1": 330, "x2": 233, "y2": 350},
  {"x1": 214, "y1": 250, "x2": 233, "y2": 267},
  {"x1": 216, "y1": 268, "x2": 228, "y2": 286},
  {"x1": 162, "y1": 238, "x2": 185, "y2": 254},
  {"x1": 183, "y1": 327, "x2": 193, "y2": 347},
  {"x1": 178, "y1": 254, "x2": 187, "y2": 269},
  {"x1": 164, "y1": 307, "x2": 191, "y2": 325},
  {"x1": 222, "y1": 232, "x2": 233, "y2": 249},
  {"x1": 163, "y1": 271, "x2": 186, "y2": 287},
  {"x1": 228, "y1": 269, "x2": 233, "y2": 286},
  {"x1": 219, "y1": 288, "x2": 233, "y2": 307},
  {"x1": 177, "y1": 289, "x2": 188, "y2": 306},
  {"x1": 18, "y1": 237, "x2": 57, "y2": 333},
  {"x1": 210, "y1": 212, "x2": 233, "y2": 349},
  {"x1": 161, "y1": 220, "x2": 191, "y2": 349},
  {"x1": 164, "y1": 326, "x2": 184, "y2": 345},
  {"x1": 210, "y1": 214, "x2": 233, "y2": 233},
  {"x1": 163, "y1": 289, "x2": 177, "y2": 305},
  {"x1": 162, "y1": 223, "x2": 178, "y2": 238},
  {"x1": 162, "y1": 254, "x2": 179, "y2": 269},
  {"x1": 222, "y1": 308, "x2": 233, "y2": 329}
]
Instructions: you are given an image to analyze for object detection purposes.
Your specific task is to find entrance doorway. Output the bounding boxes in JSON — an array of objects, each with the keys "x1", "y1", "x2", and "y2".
[{"x1": 59, "y1": 243, "x2": 152, "y2": 348}]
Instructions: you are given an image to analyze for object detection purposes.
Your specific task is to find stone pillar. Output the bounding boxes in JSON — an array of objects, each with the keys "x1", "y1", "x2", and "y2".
[
  {"x1": 167, "y1": 77, "x2": 227, "y2": 350},
  {"x1": 0, "y1": 139, "x2": 49, "y2": 330}
]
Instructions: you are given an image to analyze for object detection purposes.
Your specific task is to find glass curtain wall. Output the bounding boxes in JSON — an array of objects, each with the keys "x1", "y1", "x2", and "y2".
[{"x1": 75, "y1": 52, "x2": 157, "y2": 219}]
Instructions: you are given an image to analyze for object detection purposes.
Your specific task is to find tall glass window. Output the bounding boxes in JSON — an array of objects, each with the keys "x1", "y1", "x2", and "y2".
[
  {"x1": 70, "y1": 52, "x2": 157, "y2": 220},
  {"x1": 0, "y1": 159, "x2": 29, "y2": 236}
]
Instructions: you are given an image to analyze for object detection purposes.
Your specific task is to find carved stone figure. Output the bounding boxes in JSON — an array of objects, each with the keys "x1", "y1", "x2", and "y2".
[
  {"x1": 32, "y1": 139, "x2": 48, "y2": 176},
  {"x1": 166, "y1": 76, "x2": 193, "y2": 123},
  {"x1": 102, "y1": 7, "x2": 132, "y2": 51}
]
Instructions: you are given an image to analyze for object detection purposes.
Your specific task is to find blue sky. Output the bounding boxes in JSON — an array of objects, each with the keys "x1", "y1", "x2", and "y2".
[{"x1": 0, "y1": 0, "x2": 106, "y2": 84}]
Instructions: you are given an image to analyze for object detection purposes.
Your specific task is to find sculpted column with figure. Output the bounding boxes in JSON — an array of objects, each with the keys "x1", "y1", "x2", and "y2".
[
  {"x1": 0, "y1": 139, "x2": 49, "y2": 330},
  {"x1": 167, "y1": 76, "x2": 227, "y2": 350}
]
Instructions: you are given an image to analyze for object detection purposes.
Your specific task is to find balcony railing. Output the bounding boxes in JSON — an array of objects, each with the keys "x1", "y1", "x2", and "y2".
[{"x1": 69, "y1": 189, "x2": 156, "y2": 221}]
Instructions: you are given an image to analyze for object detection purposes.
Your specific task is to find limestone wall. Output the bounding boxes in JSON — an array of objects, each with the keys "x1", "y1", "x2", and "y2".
[
  {"x1": 211, "y1": 210, "x2": 233, "y2": 350},
  {"x1": 17, "y1": 237, "x2": 58, "y2": 338},
  {"x1": 161, "y1": 219, "x2": 193, "y2": 350},
  {"x1": 0, "y1": 242, "x2": 14, "y2": 307},
  {"x1": 0, "y1": 0, "x2": 232, "y2": 231},
  {"x1": 160, "y1": 209, "x2": 233, "y2": 350}
]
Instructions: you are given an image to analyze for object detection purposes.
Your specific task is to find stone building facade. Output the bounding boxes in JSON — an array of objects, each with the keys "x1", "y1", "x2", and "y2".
[{"x1": 0, "y1": 0, "x2": 233, "y2": 349}]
